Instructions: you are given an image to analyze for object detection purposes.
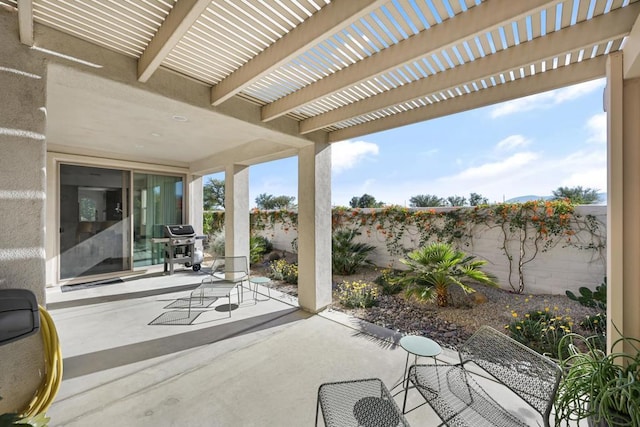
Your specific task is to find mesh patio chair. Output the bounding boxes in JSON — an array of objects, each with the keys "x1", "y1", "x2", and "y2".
[
  {"x1": 402, "y1": 326, "x2": 562, "y2": 427},
  {"x1": 187, "y1": 256, "x2": 250, "y2": 318}
]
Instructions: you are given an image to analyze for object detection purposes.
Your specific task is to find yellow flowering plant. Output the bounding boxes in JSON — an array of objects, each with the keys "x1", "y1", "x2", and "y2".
[
  {"x1": 505, "y1": 307, "x2": 573, "y2": 359},
  {"x1": 337, "y1": 280, "x2": 379, "y2": 309},
  {"x1": 269, "y1": 259, "x2": 298, "y2": 284}
]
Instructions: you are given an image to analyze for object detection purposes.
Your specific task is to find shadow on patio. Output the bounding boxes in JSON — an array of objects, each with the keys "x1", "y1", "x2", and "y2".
[{"x1": 44, "y1": 270, "x2": 541, "y2": 426}]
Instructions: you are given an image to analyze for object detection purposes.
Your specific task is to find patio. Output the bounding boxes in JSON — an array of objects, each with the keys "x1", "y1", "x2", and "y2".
[{"x1": 44, "y1": 271, "x2": 546, "y2": 426}]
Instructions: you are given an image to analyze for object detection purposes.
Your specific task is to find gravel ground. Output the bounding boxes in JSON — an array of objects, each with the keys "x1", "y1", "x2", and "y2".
[
  {"x1": 258, "y1": 263, "x2": 601, "y2": 351},
  {"x1": 336, "y1": 284, "x2": 600, "y2": 350}
]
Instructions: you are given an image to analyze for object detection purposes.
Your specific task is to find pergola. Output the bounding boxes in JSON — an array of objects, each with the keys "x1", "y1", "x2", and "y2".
[{"x1": 1, "y1": 0, "x2": 640, "y2": 413}]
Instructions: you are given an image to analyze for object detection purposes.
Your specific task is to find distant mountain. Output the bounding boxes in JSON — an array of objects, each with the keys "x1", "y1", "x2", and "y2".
[
  {"x1": 505, "y1": 193, "x2": 607, "y2": 204},
  {"x1": 505, "y1": 195, "x2": 550, "y2": 203}
]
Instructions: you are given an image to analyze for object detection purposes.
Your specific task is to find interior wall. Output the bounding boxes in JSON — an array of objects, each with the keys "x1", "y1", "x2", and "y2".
[{"x1": 0, "y1": 7, "x2": 47, "y2": 414}]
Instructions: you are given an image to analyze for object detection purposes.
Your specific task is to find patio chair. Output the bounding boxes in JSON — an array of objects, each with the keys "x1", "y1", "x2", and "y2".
[
  {"x1": 402, "y1": 326, "x2": 562, "y2": 427},
  {"x1": 187, "y1": 256, "x2": 250, "y2": 318}
]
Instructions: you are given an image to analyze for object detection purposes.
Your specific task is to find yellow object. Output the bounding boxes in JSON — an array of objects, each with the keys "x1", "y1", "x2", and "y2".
[{"x1": 21, "y1": 305, "x2": 63, "y2": 418}]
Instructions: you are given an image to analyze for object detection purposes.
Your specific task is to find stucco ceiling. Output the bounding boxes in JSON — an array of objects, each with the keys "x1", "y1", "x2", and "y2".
[{"x1": 45, "y1": 64, "x2": 305, "y2": 169}]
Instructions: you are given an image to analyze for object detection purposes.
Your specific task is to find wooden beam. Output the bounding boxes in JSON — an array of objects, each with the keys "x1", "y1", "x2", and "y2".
[
  {"x1": 623, "y1": 12, "x2": 640, "y2": 78},
  {"x1": 189, "y1": 140, "x2": 299, "y2": 175},
  {"x1": 17, "y1": 0, "x2": 33, "y2": 46},
  {"x1": 327, "y1": 56, "x2": 606, "y2": 142},
  {"x1": 138, "y1": 0, "x2": 210, "y2": 82},
  {"x1": 301, "y1": 4, "x2": 638, "y2": 134},
  {"x1": 262, "y1": 0, "x2": 558, "y2": 121},
  {"x1": 210, "y1": 0, "x2": 383, "y2": 106}
]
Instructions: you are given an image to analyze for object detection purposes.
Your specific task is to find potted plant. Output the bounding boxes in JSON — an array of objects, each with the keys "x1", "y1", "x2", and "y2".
[{"x1": 554, "y1": 329, "x2": 640, "y2": 426}]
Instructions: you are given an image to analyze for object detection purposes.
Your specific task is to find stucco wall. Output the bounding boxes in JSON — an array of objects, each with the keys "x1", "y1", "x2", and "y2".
[
  {"x1": 0, "y1": 8, "x2": 47, "y2": 414},
  {"x1": 258, "y1": 205, "x2": 607, "y2": 295}
]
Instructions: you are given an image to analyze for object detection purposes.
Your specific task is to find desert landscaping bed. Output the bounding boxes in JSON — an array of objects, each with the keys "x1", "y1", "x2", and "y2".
[{"x1": 255, "y1": 263, "x2": 600, "y2": 351}]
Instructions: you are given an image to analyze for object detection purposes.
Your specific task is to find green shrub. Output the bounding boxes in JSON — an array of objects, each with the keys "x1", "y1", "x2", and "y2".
[
  {"x1": 269, "y1": 259, "x2": 298, "y2": 284},
  {"x1": 337, "y1": 280, "x2": 379, "y2": 308},
  {"x1": 566, "y1": 277, "x2": 606, "y2": 311},
  {"x1": 208, "y1": 231, "x2": 225, "y2": 256},
  {"x1": 252, "y1": 235, "x2": 273, "y2": 253},
  {"x1": 566, "y1": 278, "x2": 607, "y2": 350},
  {"x1": 373, "y1": 268, "x2": 404, "y2": 295},
  {"x1": 332, "y1": 228, "x2": 375, "y2": 275},
  {"x1": 249, "y1": 235, "x2": 272, "y2": 264},
  {"x1": 506, "y1": 308, "x2": 573, "y2": 359}
]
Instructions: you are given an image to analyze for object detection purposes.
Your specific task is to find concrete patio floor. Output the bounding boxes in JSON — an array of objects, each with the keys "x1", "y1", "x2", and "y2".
[{"x1": 44, "y1": 269, "x2": 550, "y2": 426}]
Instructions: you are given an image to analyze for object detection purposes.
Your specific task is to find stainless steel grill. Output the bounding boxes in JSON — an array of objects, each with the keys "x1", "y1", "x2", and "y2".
[{"x1": 159, "y1": 225, "x2": 202, "y2": 275}]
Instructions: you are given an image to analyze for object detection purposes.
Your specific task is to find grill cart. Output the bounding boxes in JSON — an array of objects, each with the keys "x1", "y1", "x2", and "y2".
[{"x1": 153, "y1": 225, "x2": 204, "y2": 275}]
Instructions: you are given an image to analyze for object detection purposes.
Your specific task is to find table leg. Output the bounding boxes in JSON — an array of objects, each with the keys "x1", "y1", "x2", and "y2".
[{"x1": 403, "y1": 351, "x2": 410, "y2": 389}]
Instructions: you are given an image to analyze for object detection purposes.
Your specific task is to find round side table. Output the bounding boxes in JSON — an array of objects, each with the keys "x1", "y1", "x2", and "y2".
[
  {"x1": 399, "y1": 335, "x2": 442, "y2": 388},
  {"x1": 249, "y1": 276, "x2": 271, "y2": 301}
]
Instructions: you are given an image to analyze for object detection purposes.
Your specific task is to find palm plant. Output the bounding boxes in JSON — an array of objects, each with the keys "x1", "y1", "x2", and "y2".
[
  {"x1": 332, "y1": 228, "x2": 376, "y2": 275},
  {"x1": 400, "y1": 242, "x2": 497, "y2": 307}
]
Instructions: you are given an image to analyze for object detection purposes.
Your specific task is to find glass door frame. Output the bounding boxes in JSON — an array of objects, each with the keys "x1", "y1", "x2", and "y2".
[
  {"x1": 131, "y1": 170, "x2": 187, "y2": 270},
  {"x1": 54, "y1": 159, "x2": 186, "y2": 284}
]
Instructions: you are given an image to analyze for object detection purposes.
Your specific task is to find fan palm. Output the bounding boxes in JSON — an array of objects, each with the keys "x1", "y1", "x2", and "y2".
[
  {"x1": 332, "y1": 228, "x2": 376, "y2": 275},
  {"x1": 400, "y1": 242, "x2": 497, "y2": 307}
]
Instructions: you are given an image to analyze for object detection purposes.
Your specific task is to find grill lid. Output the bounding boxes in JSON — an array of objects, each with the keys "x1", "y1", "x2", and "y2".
[{"x1": 164, "y1": 224, "x2": 195, "y2": 237}]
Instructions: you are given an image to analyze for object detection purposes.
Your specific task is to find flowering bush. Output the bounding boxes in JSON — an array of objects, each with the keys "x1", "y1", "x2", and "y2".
[
  {"x1": 506, "y1": 306, "x2": 573, "y2": 358},
  {"x1": 337, "y1": 280, "x2": 379, "y2": 308},
  {"x1": 269, "y1": 259, "x2": 298, "y2": 284},
  {"x1": 208, "y1": 201, "x2": 605, "y2": 294}
]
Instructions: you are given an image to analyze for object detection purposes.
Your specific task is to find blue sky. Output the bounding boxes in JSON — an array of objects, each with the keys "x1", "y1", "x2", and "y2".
[{"x1": 207, "y1": 78, "x2": 607, "y2": 207}]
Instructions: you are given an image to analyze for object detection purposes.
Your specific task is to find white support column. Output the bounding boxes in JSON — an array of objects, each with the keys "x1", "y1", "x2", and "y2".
[
  {"x1": 297, "y1": 143, "x2": 332, "y2": 312},
  {"x1": 621, "y1": 76, "x2": 640, "y2": 348},
  {"x1": 188, "y1": 174, "x2": 203, "y2": 245},
  {"x1": 606, "y1": 52, "x2": 640, "y2": 351},
  {"x1": 224, "y1": 165, "x2": 250, "y2": 261},
  {"x1": 607, "y1": 53, "x2": 624, "y2": 351}
]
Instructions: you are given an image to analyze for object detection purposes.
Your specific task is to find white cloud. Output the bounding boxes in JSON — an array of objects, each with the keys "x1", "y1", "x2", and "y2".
[
  {"x1": 490, "y1": 78, "x2": 605, "y2": 118},
  {"x1": 557, "y1": 149, "x2": 606, "y2": 192},
  {"x1": 331, "y1": 139, "x2": 379, "y2": 173},
  {"x1": 343, "y1": 145, "x2": 606, "y2": 207},
  {"x1": 443, "y1": 152, "x2": 540, "y2": 182},
  {"x1": 554, "y1": 80, "x2": 605, "y2": 103},
  {"x1": 586, "y1": 113, "x2": 606, "y2": 144},
  {"x1": 561, "y1": 168, "x2": 606, "y2": 191},
  {"x1": 495, "y1": 135, "x2": 531, "y2": 151}
]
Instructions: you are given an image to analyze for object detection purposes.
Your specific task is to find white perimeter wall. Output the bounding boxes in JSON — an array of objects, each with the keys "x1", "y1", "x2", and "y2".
[{"x1": 257, "y1": 205, "x2": 607, "y2": 295}]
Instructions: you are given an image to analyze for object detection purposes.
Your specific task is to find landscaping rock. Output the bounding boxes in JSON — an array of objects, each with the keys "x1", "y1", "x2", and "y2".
[{"x1": 253, "y1": 264, "x2": 601, "y2": 351}]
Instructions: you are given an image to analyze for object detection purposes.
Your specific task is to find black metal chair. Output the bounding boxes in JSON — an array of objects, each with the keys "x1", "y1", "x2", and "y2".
[
  {"x1": 402, "y1": 326, "x2": 562, "y2": 427},
  {"x1": 316, "y1": 378, "x2": 410, "y2": 427},
  {"x1": 188, "y1": 256, "x2": 250, "y2": 318}
]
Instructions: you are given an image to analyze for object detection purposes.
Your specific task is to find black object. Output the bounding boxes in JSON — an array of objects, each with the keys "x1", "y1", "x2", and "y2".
[
  {"x1": 402, "y1": 326, "x2": 562, "y2": 427},
  {"x1": 316, "y1": 378, "x2": 409, "y2": 427},
  {"x1": 0, "y1": 289, "x2": 40, "y2": 346},
  {"x1": 162, "y1": 225, "x2": 200, "y2": 274}
]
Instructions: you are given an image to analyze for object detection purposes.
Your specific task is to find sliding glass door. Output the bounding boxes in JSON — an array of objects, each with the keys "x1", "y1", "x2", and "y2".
[
  {"x1": 58, "y1": 165, "x2": 184, "y2": 282},
  {"x1": 59, "y1": 164, "x2": 131, "y2": 280},
  {"x1": 133, "y1": 173, "x2": 183, "y2": 267}
]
